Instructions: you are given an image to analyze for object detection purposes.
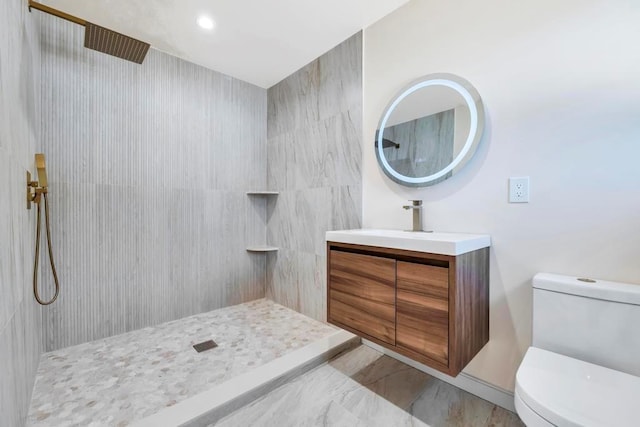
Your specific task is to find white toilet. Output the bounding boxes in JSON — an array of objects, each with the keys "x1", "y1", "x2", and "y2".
[{"x1": 515, "y1": 273, "x2": 640, "y2": 426}]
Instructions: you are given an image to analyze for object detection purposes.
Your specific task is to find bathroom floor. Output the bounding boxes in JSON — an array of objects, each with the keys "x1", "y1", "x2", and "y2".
[
  {"x1": 27, "y1": 299, "x2": 337, "y2": 427},
  {"x1": 27, "y1": 298, "x2": 524, "y2": 427},
  {"x1": 213, "y1": 345, "x2": 525, "y2": 427}
]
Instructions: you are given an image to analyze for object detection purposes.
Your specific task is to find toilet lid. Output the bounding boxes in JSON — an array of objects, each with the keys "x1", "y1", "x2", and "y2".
[{"x1": 516, "y1": 347, "x2": 640, "y2": 427}]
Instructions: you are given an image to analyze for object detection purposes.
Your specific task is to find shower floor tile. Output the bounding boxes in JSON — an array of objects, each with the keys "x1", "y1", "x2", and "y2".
[{"x1": 27, "y1": 299, "x2": 337, "y2": 427}]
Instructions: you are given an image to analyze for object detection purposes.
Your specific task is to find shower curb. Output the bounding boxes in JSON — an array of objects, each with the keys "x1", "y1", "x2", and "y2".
[{"x1": 132, "y1": 329, "x2": 359, "y2": 427}]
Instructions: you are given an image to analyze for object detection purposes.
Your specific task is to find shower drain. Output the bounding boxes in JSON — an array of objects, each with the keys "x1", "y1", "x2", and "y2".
[{"x1": 193, "y1": 340, "x2": 218, "y2": 353}]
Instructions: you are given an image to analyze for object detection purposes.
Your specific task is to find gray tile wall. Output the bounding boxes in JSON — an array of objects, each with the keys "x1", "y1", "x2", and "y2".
[
  {"x1": 0, "y1": 0, "x2": 43, "y2": 425},
  {"x1": 37, "y1": 16, "x2": 267, "y2": 351},
  {"x1": 266, "y1": 33, "x2": 363, "y2": 321}
]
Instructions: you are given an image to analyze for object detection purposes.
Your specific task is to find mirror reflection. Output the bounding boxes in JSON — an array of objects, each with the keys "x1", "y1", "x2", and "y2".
[{"x1": 375, "y1": 74, "x2": 484, "y2": 187}]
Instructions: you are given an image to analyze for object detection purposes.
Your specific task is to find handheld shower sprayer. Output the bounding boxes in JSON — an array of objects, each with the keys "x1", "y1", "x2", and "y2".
[
  {"x1": 35, "y1": 153, "x2": 48, "y2": 188},
  {"x1": 27, "y1": 153, "x2": 60, "y2": 305}
]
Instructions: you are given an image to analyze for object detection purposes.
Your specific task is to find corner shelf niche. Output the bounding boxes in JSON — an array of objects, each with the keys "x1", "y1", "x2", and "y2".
[
  {"x1": 246, "y1": 191, "x2": 279, "y2": 252},
  {"x1": 246, "y1": 191, "x2": 279, "y2": 196},
  {"x1": 246, "y1": 246, "x2": 279, "y2": 253}
]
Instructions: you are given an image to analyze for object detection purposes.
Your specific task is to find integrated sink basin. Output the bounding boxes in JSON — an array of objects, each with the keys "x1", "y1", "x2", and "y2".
[{"x1": 325, "y1": 229, "x2": 491, "y2": 256}]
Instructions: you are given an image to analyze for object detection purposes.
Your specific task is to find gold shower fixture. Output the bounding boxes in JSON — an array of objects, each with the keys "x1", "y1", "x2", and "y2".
[
  {"x1": 27, "y1": 153, "x2": 48, "y2": 208},
  {"x1": 28, "y1": 0, "x2": 150, "y2": 64},
  {"x1": 27, "y1": 153, "x2": 61, "y2": 305}
]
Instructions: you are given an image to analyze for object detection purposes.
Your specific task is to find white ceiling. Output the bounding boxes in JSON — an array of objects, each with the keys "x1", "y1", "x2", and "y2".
[{"x1": 40, "y1": 0, "x2": 409, "y2": 88}]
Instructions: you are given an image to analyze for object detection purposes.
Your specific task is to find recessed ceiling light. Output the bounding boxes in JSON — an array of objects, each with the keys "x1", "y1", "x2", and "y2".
[{"x1": 197, "y1": 15, "x2": 215, "y2": 30}]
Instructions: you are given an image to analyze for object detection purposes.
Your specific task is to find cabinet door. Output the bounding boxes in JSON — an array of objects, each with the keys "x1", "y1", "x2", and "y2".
[
  {"x1": 328, "y1": 250, "x2": 396, "y2": 345},
  {"x1": 396, "y1": 261, "x2": 449, "y2": 365}
]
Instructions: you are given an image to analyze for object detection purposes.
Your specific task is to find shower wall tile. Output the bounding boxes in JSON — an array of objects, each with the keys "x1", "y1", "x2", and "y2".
[
  {"x1": 0, "y1": 0, "x2": 43, "y2": 425},
  {"x1": 38, "y1": 16, "x2": 267, "y2": 351},
  {"x1": 267, "y1": 109, "x2": 362, "y2": 192},
  {"x1": 0, "y1": 153, "x2": 19, "y2": 330},
  {"x1": 266, "y1": 188, "x2": 332, "y2": 257},
  {"x1": 266, "y1": 33, "x2": 363, "y2": 322},
  {"x1": 266, "y1": 249, "x2": 301, "y2": 313},
  {"x1": 267, "y1": 32, "x2": 363, "y2": 139},
  {"x1": 0, "y1": 314, "x2": 20, "y2": 427},
  {"x1": 265, "y1": 249, "x2": 328, "y2": 328},
  {"x1": 265, "y1": 185, "x2": 360, "y2": 259},
  {"x1": 299, "y1": 254, "x2": 328, "y2": 322},
  {"x1": 39, "y1": 185, "x2": 268, "y2": 350},
  {"x1": 333, "y1": 108, "x2": 363, "y2": 187},
  {"x1": 331, "y1": 185, "x2": 362, "y2": 231},
  {"x1": 316, "y1": 35, "x2": 363, "y2": 123}
]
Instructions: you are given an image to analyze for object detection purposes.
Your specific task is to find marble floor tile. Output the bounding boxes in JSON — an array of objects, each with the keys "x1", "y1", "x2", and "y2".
[
  {"x1": 485, "y1": 406, "x2": 527, "y2": 427},
  {"x1": 213, "y1": 345, "x2": 524, "y2": 427},
  {"x1": 349, "y1": 354, "x2": 431, "y2": 410},
  {"x1": 301, "y1": 400, "x2": 367, "y2": 427},
  {"x1": 27, "y1": 299, "x2": 337, "y2": 427},
  {"x1": 408, "y1": 377, "x2": 524, "y2": 427},
  {"x1": 213, "y1": 345, "x2": 428, "y2": 427},
  {"x1": 326, "y1": 344, "x2": 383, "y2": 376}
]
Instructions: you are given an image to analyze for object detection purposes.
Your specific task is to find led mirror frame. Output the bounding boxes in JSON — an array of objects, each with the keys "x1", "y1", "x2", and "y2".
[{"x1": 376, "y1": 73, "x2": 485, "y2": 187}]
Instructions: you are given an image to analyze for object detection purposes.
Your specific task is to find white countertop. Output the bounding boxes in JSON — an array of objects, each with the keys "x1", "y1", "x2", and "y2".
[{"x1": 326, "y1": 229, "x2": 491, "y2": 256}]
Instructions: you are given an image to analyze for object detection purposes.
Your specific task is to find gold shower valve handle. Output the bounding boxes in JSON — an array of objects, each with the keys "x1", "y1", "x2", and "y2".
[
  {"x1": 26, "y1": 172, "x2": 42, "y2": 209},
  {"x1": 26, "y1": 154, "x2": 50, "y2": 209},
  {"x1": 26, "y1": 171, "x2": 33, "y2": 209}
]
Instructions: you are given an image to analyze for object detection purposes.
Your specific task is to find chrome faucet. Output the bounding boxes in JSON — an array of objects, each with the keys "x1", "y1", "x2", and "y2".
[{"x1": 403, "y1": 200, "x2": 424, "y2": 232}]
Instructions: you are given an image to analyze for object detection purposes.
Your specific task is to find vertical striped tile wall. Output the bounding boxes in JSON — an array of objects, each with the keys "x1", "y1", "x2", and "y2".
[
  {"x1": 37, "y1": 15, "x2": 267, "y2": 351},
  {"x1": 0, "y1": 0, "x2": 43, "y2": 425},
  {"x1": 266, "y1": 33, "x2": 363, "y2": 321}
]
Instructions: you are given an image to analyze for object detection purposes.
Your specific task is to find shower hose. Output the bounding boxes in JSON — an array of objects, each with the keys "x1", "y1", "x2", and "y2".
[{"x1": 33, "y1": 193, "x2": 60, "y2": 305}]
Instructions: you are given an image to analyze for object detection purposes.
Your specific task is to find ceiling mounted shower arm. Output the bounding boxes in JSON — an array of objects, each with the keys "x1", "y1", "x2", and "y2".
[
  {"x1": 27, "y1": 0, "x2": 151, "y2": 64},
  {"x1": 28, "y1": 0, "x2": 86, "y2": 26}
]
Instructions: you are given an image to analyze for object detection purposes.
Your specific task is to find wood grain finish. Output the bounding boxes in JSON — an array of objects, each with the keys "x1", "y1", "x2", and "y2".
[
  {"x1": 328, "y1": 250, "x2": 396, "y2": 344},
  {"x1": 397, "y1": 262, "x2": 448, "y2": 299},
  {"x1": 330, "y1": 250, "x2": 395, "y2": 304},
  {"x1": 327, "y1": 243, "x2": 489, "y2": 377},
  {"x1": 328, "y1": 241, "x2": 452, "y2": 263},
  {"x1": 449, "y1": 247, "x2": 490, "y2": 375},
  {"x1": 396, "y1": 262, "x2": 449, "y2": 364},
  {"x1": 330, "y1": 293, "x2": 395, "y2": 344},
  {"x1": 396, "y1": 308, "x2": 448, "y2": 363}
]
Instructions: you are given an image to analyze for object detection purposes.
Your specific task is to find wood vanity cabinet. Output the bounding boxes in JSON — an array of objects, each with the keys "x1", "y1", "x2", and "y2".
[
  {"x1": 327, "y1": 242, "x2": 489, "y2": 377},
  {"x1": 328, "y1": 250, "x2": 396, "y2": 345}
]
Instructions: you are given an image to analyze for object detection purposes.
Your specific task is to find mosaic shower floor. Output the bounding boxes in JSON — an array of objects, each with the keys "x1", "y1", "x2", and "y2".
[{"x1": 27, "y1": 299, "x2": 337, "y2": 427}]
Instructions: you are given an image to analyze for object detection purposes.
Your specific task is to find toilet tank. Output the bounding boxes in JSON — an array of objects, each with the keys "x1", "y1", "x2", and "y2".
[{"x1": 532, "y1": 273, "x2": 640, "y2": 377}]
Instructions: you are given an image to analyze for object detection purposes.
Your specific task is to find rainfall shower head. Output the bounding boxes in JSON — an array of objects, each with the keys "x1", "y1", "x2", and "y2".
[
  {"x1": 28, "y1": 0, "x2": 150, "y2": 64},
  {"x1": 84, "y1": 22, "x2": 150, "y2": 64}
]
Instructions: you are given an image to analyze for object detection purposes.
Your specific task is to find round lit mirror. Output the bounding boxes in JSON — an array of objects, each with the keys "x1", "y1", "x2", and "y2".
[{"x1": 375, "y1": 73, "x2": 485, "y2": 187}]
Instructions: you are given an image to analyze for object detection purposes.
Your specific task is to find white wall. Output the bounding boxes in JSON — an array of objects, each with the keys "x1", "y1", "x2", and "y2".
[{"x1": 363, "y1": 0, "x2": 640, "y2": 391}]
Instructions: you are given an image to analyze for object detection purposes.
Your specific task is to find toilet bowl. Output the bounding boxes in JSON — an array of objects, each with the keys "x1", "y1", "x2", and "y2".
[
  {"x1": 515, "y1": 273, "x2": 640, "y2": 426},
  {"x1": 515, "y1": 347, "x2": 640, "y2": 426}
]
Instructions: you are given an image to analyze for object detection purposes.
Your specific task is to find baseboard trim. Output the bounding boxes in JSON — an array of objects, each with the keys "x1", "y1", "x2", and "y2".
[{"x1": 362, "y1": 339, "x2": 516, "y2": 413}]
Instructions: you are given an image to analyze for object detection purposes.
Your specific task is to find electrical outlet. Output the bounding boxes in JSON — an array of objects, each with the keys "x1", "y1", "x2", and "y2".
[{"x1": 509, "y1": 177, "x2": 530, "y2": 203}]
